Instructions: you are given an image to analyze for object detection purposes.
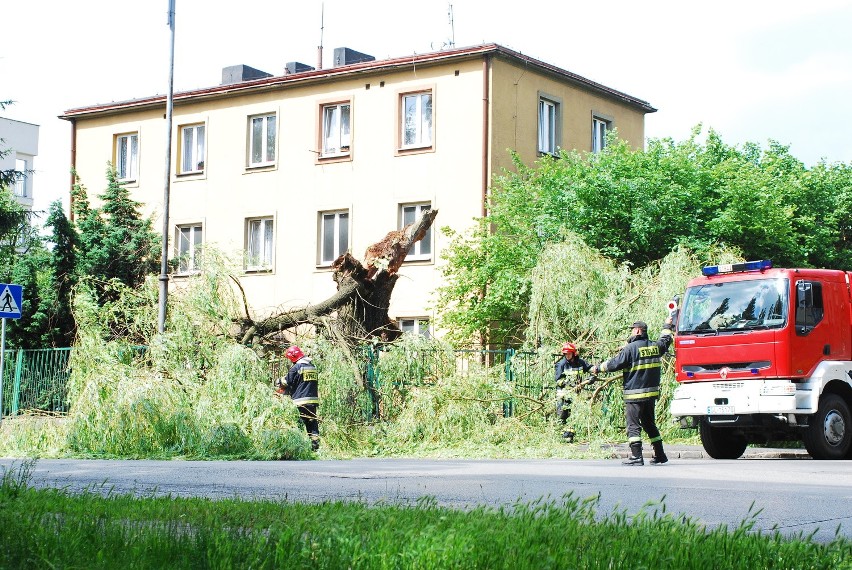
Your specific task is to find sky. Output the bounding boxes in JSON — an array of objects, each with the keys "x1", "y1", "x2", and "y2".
[{"x1": 2, "y1": 0, "x2": 851, "y2": 217}]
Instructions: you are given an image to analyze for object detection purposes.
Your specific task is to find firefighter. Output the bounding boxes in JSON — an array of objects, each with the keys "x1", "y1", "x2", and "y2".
[
  {"x1": 591, "y1": 318, "x2": 674, "y2": 465},
  {"x1": 554, "y1": 341, "x2": 593, "y2": 443},
  {"x1": 276, "y1": 345, "x2": 320, "y2": 451}
]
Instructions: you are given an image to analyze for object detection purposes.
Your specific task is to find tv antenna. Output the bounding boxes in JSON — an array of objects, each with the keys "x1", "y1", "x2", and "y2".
[
  {"x1": 445, "y1": 3, "x2": 455, "y2": 49},
  {"x1": 317, "y1": 2, "x2": 324, "y2": 70}
]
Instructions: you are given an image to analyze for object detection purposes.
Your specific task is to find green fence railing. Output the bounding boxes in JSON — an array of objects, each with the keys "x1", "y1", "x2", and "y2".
[
  {"x1": 1, "y1": 348, "x2": 73, "y2": 417},
  {"x1": 361, "y1": 346, "x2": 557, "y2": 421},
  {"x1": 0, "y1": 345, "x2": 598, "y2": 423}
]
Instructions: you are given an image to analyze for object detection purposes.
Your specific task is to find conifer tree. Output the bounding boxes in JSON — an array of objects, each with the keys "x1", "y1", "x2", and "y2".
[
  {"x1": 72, "y1": 167, "x2": 160, "y2": 301},
  {"x1": 41, "y1": 200, "x2": 78, "y2": 346}
]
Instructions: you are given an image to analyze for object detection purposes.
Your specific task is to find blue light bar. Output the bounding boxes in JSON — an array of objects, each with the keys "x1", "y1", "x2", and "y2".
[{"x1": 702, "y1": 260, "x2": 772, "y2": 277}]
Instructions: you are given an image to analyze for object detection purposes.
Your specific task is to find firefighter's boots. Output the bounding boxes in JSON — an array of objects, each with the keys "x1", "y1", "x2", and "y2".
[
  {"x1": 622, "y1": 442, "x2": 644, "y2": 466},
  {"x1": 650, "y1": 441, "x2": 668, "y2": 465}
]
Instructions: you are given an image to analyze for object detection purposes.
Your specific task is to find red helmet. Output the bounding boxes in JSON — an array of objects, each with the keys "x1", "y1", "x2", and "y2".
[
  {"x1": 561, "y1": 342, "x2": 578, "y2": 357},
  {"x1": 285, "y1": 345, "x2": 304, "y2": 363}
]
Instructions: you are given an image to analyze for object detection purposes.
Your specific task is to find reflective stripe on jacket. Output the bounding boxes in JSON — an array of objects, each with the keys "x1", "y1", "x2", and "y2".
[
  {"x1": 554, "y1": 356, "x2": 592, "y2": 386},
  {"x1": 284, "y1": 358, "x2": 319, "y2": 406},
  {"x1": 599, "y1": 324, "x2": 673, "y2": 401}
]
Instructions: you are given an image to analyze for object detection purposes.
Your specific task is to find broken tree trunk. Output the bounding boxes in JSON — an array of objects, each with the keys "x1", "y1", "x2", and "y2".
[{"x1": 236, "y1": 208, "x2": 438, "y2": 347}]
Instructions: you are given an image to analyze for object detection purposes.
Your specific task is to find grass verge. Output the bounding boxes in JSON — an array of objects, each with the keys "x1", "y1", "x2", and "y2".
[{"x1": 1, "y1": 460, "x2": 848, "y2": 569}]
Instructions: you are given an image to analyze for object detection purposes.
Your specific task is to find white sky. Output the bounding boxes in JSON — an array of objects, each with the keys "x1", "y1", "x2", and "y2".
[{"x1": 3, "y1": 0, "x2": 851, "y2": 217}]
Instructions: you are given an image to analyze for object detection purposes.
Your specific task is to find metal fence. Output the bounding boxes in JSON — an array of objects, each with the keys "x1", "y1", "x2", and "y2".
[
  {"x1": 1, "y1": 348, "x2": 72, "y2": 416},
  {"x1": 361, "y1": 346, "x2": 556, "y2": 420},
  {"x1": 0, "y1": 345, "x2": 565, "y2": 421}
]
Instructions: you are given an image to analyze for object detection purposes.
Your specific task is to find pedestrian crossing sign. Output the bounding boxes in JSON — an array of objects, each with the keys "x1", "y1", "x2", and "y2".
[{"x1": 0, "y1": 284, "x2": 23, "y2": 319}]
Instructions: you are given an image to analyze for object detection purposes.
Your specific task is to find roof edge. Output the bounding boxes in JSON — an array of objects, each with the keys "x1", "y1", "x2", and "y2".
[{"x1": 60, "y1": 43, "x2": 655, "y2": 119}]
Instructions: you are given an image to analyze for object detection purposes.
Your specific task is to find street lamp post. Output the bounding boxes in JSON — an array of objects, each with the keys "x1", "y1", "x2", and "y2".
[{"x1": 158, "y1": 0, "x2": 176, "y2": 334}]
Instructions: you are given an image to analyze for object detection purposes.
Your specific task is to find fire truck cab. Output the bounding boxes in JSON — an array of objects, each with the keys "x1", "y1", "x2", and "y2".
[{"x1": 670, "y1": 260, "x2": 852, "y2": 460}]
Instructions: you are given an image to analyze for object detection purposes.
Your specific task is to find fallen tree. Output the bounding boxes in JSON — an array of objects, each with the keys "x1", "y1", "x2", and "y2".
[{"x1": 234, "y1": 208, "x2": 438, "y2": 348}]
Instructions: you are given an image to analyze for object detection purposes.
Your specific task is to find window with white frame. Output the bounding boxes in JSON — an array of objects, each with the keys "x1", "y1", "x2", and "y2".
[
  {"x1": 13, "y1": 158, "x2": 27, "y2": 197},
  {"x1": 399, "y1": 317, "x2": 431, "y2": 339},
  {"x1": 249, "y1": 114, "x2": 276, "y2": 167},
  {"x1": 400, "y1": 91, "x2": 433, "y2": 149},
  {"x1": 319, "y1": 210, "x2": 350, "y2": 265},
  {"x1": 115, "y1": 133, "x2": 138, "y2": 181},
  {"x1": 538, "y1": 97, "x2": 559, "y2": 155},
  {"x1": 321, "y1": 102, "x2": 351, "y2": 156},
  {"x1": 246, "y1": 217, "x2": 274, "y2": 271},
  {"x1": 179, "y1": 123, "x2": 205, "y2": 174},
  {"x1": 592, "y1": 116, "x2": 611, "y2": 153},
  {"x1": 175, "y1": 223, "x2": 202, "y2": 274},
  {"x1": 400, "y1": 203, "x2": 432, "y2": 260}
]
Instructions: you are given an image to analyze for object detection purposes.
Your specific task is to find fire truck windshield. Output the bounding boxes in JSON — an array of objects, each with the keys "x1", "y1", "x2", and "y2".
[{"x1": 678, "y1": 278, "x2": 789, "y2": 334}]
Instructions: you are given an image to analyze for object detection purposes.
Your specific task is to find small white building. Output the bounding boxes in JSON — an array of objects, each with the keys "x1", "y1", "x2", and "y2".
[{"x1": 0, "y1": 117, "x2": 39, "y2": 210}]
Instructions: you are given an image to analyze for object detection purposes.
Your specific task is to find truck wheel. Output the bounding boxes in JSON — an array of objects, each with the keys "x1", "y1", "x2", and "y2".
[
  {"x1": 699, "y1": 419, "x2": 748, "y2": 459},
  {"x1": 803, "y1": 394, "x2": 851, "y2": 460}
]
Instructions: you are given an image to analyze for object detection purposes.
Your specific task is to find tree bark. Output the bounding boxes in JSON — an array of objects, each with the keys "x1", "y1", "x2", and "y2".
[{"x1": 236, "y1": 209, "x2": 438, "y2": 347}]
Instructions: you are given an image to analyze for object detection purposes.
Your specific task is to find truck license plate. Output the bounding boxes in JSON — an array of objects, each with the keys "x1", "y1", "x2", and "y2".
[{"x1": 708, "y1": 405, "x2": 735, "y2": 415}]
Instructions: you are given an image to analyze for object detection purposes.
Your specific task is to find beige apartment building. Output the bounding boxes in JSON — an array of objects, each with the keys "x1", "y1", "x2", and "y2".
[{"x1": 61, "y1": 43, "x2": 655, "y2": 337}]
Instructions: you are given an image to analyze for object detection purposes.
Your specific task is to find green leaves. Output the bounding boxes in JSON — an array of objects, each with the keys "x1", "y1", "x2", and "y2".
[{"x1": 437, "y1": 126, "x2": 852, "y2": 344}]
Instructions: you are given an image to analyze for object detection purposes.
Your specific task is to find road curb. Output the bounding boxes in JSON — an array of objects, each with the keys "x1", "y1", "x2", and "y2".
[{"x1": 604, "y1": 444, "x2": 812, "y2": 460}]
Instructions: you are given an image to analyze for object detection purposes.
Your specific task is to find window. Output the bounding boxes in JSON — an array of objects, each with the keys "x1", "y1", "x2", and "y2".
[
  {"x1": 246, "y1": 217, "x2": 274, "y2": 271},
  {"x1": 400, "y1": 91, "x2": 433, "y2": 149},
  {"x1": 795, "y1": 280, "x2": 824, "y2": 331},
  {"x1": 321, "y1": 103, "x2": 351, "y2": 156},
  {"x1": 179, "y1": 124, "x2": 205, "y2": 174},
  {"x1": 400, "y1": 203, "x2": 432, "y2": 260},
  {"x1": 319, "y1": 210, "x2": 350, "y2": 265},
  {"x1": 399, "y1": 317, "x2": 431, "y2": 339},
  {"x1": 175, "y1": 224, "x2": 202, "y2": 274},
  {"x1": 538, "y1": 97, "x2": 559, "y2": 155},
  {"x1": 249, "y1": 114, "x2": 276, "y2": 167},
  {"x1": 13, "y1": 158, "x2": 27, "y2": 197},
  {"x1": 116, "y1": 133, "x2": 138, "y2": 181},
  {"x1": 592, "y1": 116, "x2": 611, "y2": 153}
]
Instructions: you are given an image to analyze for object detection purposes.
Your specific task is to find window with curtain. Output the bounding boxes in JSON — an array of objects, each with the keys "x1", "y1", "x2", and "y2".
[
  {"x1": 321, "y1": 103, "x2": 351, "y2": 156},
  {"x1": 246, "y1": 217, "x2": 274, "y2": 271},
  {"x1": 249, "y1": 114, "x2": 277, "y2": 166}
]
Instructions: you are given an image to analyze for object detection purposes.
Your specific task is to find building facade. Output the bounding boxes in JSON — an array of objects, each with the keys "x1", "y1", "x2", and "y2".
[
  {"x1": 60, "y1": 43, "x2": 655, "y2": 336},
  {"x1": 0, "y1": 117, "x2": 39, "y2": 210}
]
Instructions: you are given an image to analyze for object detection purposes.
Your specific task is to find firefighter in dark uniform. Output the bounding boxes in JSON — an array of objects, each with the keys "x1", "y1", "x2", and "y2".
[
  {"x1": 592, "y1": 318, "x2": 674, "y2": 465},
  {"x1": 554, "y1": 342, "x2": 593, "y2": 442},
  {"x1": 276, "y1": 345, "x2": 320, "y2": 451}
]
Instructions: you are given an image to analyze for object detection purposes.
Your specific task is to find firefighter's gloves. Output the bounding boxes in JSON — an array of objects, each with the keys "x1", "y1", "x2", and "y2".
[
  {"x1": 574, "y1": 375, "x2": 598, "y2": 394},
  {"x1": 274, "y1": 378, "x2": 288, "y2": 395},
  {"x1": 576, "y1": 375, "x2": 597, "y2": 392}
]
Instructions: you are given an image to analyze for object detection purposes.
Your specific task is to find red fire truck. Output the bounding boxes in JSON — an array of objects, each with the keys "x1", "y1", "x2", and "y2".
[{"x1": 669, "y1": 260, "x2": 852, "y2": 460}]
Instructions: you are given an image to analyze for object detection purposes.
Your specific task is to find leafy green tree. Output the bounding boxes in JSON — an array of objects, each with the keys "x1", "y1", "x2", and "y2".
[
  {"x1": 0, "y1": 190, "x2": 53, "y2": 348},
  {"x1": 437, "y1": 126, "x2": 852, "y2": 344},
  {"x1": 6, "y1": 240, "x2": 50, "y2": 348}
]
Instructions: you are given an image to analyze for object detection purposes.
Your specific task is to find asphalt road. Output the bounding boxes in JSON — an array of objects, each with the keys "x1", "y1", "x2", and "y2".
[{"x1": 2, "y1": 450, "x2": 850, "y2": 544}]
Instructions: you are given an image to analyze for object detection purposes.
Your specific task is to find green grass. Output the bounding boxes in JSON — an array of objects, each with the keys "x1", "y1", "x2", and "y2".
[{"x1": 1, "y1": 460, "x2": 849, "y2": 569}]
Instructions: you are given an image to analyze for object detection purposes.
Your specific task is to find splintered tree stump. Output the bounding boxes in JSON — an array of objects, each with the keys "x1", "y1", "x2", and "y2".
[{"x1": 235, "y1": 209, "x2": 438, "y2": 347}]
